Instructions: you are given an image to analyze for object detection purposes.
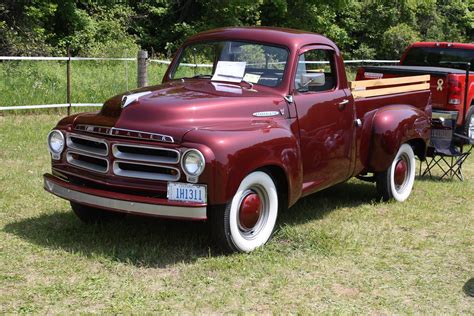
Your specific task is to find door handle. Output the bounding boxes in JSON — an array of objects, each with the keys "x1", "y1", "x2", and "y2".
[{"x1": 338, "y1": 99, "x2": 349, "y2": 110}]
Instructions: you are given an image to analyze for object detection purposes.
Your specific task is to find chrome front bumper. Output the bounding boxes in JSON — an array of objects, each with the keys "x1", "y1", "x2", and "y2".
[{"x1": 43, "y1": 175, "x2": 207, "y2": 220}]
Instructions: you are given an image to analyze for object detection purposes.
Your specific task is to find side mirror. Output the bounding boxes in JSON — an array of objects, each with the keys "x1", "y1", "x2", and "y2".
[{"x1": 301, "y1": 72, "x2": 325, "y2": 87}]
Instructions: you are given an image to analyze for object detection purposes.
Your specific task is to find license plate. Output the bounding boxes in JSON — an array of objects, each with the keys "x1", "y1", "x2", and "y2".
[{"x1": 167, "y1": 182, "x2": 207, "y2": 203}]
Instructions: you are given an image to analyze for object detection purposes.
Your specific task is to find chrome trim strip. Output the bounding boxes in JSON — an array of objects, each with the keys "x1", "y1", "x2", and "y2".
[
  {"x1": 432, "y1": 110, "x2": 458, "y2": 121},
  {"x1": 113, "y1": 160, "x2": 180, "y2": 181},
  {"x1": 112, "y1": 144, "x2": 180, "y2": 164},
  {"x1": 44, "y1": 178, "x2": 207, "y2": 220},
  {"x1": 66, "y1": 133, "x2": 109, "y2": 156},
  {"x1": 66, "y1": 150, "x2": 109, "y2": 174},
  {"x1": 252, "y1": 111, "x2": 280, "y2": 117}
]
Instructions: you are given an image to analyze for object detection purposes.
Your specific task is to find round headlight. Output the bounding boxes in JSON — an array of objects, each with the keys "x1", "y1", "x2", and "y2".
[
  {"x1": 47, "y1": 130, "x2": 65, "y2": 154},
  {"x1": 181, "y1": 149, "x2": 205, "y2": 176}
]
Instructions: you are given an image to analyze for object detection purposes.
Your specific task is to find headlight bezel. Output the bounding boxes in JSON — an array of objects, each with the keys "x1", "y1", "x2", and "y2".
[
  {"x1": 47, "y1": 129, "x2": 65, "y2": 160},
  {"x1": 181, "y1": 149, "x2": 205, "y2": 182}
]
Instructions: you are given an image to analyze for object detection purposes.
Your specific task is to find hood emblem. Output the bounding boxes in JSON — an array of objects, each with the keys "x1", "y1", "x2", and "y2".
[
  {"x1": 253, "y1": 111, "x2": 280, "y2": 117},
  {"x1": 121, "y1": 91, "x2": 152, "y2": 108}
]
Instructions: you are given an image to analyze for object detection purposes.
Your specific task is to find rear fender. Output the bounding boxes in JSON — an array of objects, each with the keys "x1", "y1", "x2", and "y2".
[{"x1": 367, "y1": 105, "x2": 430, "y2": 172}]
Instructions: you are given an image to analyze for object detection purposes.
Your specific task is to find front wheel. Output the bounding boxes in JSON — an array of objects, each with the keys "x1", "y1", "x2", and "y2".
[
  {"x1": 209, "y1": 171, "x2": 279, "y2": 253},
  {"x1": 376, "y1": 143, "x2": 416, "y2": 202}
]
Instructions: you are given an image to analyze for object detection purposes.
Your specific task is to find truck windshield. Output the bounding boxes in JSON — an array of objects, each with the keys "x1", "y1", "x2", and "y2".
[
  {"x1": 402, "y1": 47, "x2": 474, "y2": 70},
  {"x1": 170, "y1": 41, "x2": 289, "y2": 87}
]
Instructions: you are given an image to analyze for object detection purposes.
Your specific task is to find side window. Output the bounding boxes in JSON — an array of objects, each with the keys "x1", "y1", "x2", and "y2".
[{"x1": 295, "y1": 49, "x2": 337, "y2": 92}]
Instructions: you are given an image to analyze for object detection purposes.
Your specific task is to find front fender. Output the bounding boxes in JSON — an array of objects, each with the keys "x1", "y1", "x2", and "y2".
[
  {"x1": 367, "y1": 105, "x2": 430, "y2": 172},
  {"x1": 181, "y1": 119, "x2": 302, "y2": 207}
]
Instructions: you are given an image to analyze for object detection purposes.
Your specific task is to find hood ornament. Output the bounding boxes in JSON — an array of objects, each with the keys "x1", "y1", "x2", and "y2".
[{"x1": 121, "y1": 91, "x2": 152, "y2": 108}]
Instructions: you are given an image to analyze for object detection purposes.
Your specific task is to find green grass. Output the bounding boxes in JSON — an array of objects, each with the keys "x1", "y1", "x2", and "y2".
[
  {"x1": 1, "y1": 114, "x2": 473, "y2": 313},
  {"x1": 0, "y1": 61, "x2": 168, "y2": 108}
]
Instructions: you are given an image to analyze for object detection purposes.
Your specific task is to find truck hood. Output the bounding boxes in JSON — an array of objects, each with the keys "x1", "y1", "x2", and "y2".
[{"x1": 72, "y1": 80, "x2": 287, "y2": 143}]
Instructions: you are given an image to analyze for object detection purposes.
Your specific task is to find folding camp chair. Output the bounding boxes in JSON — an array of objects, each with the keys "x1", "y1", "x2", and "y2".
[{"x1": 420, "y1": 113, "x2": 472, "y2": 181}]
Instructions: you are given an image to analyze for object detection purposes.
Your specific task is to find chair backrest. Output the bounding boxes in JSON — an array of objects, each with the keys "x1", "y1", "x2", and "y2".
[{"x1": 430, "y1": 113, "x2": 458, "y2": 153}]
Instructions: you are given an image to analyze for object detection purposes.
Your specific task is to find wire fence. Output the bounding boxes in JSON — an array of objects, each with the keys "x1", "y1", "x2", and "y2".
[{"x1": 0, "y1": 55, "x2": 399, "y2": 112}]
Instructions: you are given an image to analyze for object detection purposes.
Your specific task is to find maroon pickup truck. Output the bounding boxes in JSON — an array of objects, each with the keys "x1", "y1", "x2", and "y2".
[
  {"x1": 357, "y1": 42, "x2": 474, "y2": 142},
  {"x1": 44, "y1": 27, "x2": 431, "y2": 253}
]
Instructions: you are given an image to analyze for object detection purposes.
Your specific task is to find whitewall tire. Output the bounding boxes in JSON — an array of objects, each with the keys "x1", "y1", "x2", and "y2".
[
  {"x1": 209, "y1": 171, "x2": 279, "y2": 253},
  {"x1": 376, "y1": 143, "x2": 416, "y2": 202}
]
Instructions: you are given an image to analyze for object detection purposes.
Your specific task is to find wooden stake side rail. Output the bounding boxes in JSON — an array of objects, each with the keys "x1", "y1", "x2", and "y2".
[{"x1": 350, "y1": 75, "x2": 430, "y2": 99}]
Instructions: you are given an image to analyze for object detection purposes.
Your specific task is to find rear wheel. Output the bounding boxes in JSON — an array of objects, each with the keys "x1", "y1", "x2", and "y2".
[
  {"x1": 209, "y1": 171, "x2": 279, "y2": 253},
  {"x1": 71, "y1": 202, "x2": 126, "y2": 224},
  {"x1": 376, "y1": 143, "x2": 416, "y2": 202}
]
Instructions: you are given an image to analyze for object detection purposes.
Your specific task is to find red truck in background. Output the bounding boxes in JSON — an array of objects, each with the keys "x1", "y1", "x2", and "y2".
[
  {"x1": 357, "y1": 42, "x2": 474, "y2": 142},
  {"x1": 43, "y1": 27, "x2": 432, "y2": 253}
]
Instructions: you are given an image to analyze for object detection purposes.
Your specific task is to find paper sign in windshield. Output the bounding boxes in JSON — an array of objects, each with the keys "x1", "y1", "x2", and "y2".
[
  {"x1": 212, "y1": 61, "x2": 246, "y2": 83},
  {"x1": 243, "y1": 73, "x2": 261, "y2": 84}
]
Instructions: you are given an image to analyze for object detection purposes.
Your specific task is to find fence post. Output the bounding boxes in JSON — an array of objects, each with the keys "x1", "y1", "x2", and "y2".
[
  {"x1": 137, "y1": 50, "x2": 148, "y2": 88},
  {"x1": 67, "y1": 47, "x2": 71, "y2": 116}
]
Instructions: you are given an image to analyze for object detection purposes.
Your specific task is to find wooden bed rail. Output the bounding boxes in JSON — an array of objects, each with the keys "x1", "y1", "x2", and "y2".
[{"x1": 350, "y1": 75, "x2": 430, "y2": 99}]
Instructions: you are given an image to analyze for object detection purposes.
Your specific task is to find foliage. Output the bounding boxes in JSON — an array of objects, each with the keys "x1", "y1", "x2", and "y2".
[
  {"x1": 380, "y1": 23, "x2": 421, "y2": 59},
  {"x1": 0, "y1": 0, "x2": 472, "y2": 58}
]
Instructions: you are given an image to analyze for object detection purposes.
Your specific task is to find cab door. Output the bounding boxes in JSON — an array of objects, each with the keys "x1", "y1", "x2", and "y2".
[{"x1": 292, "y1": 46, "x2": 354, "y2": 194}]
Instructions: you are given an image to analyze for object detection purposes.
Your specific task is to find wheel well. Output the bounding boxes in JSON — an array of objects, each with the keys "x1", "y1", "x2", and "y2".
[
  {"x1": 407, "y1": 138, "x2": 427, "y2": 161},
  {"x1": 257, "y1": 165, "x2": 289, "y2": 210}
]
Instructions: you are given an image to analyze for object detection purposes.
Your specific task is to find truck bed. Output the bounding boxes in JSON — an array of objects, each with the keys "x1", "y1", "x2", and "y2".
[
  {"x1": 361, "y1": 65, "x2": 470, "y2": 76},
  {"x1": 358, "y1": 65, "x2": 473, "y2": 128}
]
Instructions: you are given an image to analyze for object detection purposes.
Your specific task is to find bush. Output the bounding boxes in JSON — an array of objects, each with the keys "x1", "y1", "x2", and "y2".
[{"x1": 381, "y1": 23, "x2": 421, "y2": 59}]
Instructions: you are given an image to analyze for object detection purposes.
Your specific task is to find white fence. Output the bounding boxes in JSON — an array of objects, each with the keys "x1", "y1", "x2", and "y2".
[{"x1": 0, "y1": 56, "x2": 398, "y2": 111}]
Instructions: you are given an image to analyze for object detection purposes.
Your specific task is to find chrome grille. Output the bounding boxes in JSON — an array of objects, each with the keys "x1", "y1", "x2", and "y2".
[
  {"x1": 112, "y1": 144, "x2": 180, "y2": 164},
  {"x1": 66, "y1": 133, "x2": 108, "y2": 156},
  {"x1": 65, "y1": 133, "x2": 181, "y2": 181},
  {"x1": 66, "y1": 151, "x2": 109, "y2": 173},
  {"x1": 113, "y1": 161, "x2": 180, "y2": 181}
]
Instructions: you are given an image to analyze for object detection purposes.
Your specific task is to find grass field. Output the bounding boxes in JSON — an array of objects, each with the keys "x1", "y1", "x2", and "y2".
[
  {"x1": 0, "y1": 61, "x2": 168, "y2": 108},
  {"x1": 1, "y1": 114, "x2": 473, "y2": 313}
]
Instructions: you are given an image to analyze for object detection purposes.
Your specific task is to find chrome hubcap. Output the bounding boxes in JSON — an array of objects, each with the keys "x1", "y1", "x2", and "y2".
[
  {"x1": 237, "y1": 187, "x2": 268, "y2": 240},
  {"x1": 394, "y1": 154, "x2": 409, "y2": 192},
  {"x1": 239, "y1": 191, "x2": 261, "y2": 230}
]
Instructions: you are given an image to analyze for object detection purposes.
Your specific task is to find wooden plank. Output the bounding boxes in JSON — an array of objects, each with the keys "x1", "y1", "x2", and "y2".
[
  {"x1": 349, "y1": 74, "x2": 430, "y2": 89},
  {"x1": 352, "y1": 82, "x2": 430, "y2": 99}
]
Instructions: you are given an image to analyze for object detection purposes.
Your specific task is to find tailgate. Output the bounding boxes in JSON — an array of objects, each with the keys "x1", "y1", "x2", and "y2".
[{"x1": 358, "y1": 66, "x2": 449, "y2": 110}]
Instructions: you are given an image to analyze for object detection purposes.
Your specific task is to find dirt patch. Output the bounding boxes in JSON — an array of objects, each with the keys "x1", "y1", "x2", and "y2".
[
  {"x1": 377, "y1": 207, "x2": 390, "y2": 215},
  {"x1": 332, "y1": 283, "x2": 360, "y2": 298}
]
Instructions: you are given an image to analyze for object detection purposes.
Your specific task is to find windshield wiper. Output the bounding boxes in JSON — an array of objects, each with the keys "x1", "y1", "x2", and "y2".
[
  {"x1": 180, "y1": 74, "x2": 212, "y2": 80},
  {"x1": 240, "y1": 79, "x2": 254, "y2": 89},
  {"x1": 192, "y1": 74, "x2": 212, "y2": 79}
]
